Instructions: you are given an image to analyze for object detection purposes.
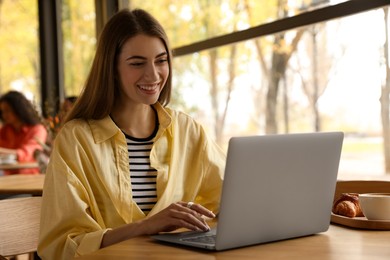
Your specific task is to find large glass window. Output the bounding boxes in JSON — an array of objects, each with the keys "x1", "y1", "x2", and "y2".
[
  {"x1": 62, "y1": 0, "x2": 96, "y2": 97},
  {"x1": 128, "y1": 2, "x2": 390, "y2": 180},
  {"x1": 0, "y1": 0, "x2": 39, "y2": 105},
  {"x1": 128, "y1": 0, "x2": 350, "y2": 48}
]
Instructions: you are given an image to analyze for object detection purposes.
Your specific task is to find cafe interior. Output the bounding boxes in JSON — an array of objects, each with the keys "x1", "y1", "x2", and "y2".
[{"x1": 0, "y1": 0, "x2": 390, "y2": 259}]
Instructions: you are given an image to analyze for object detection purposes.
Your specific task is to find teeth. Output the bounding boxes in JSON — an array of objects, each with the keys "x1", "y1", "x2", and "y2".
[{"x1": 139, "y1": 84, "x2": 158, "y2": 90}]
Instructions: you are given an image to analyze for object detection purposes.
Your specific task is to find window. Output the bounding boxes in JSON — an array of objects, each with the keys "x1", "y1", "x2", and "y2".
[
  {"x1": 62, "y1": 0, "x2": 96, "y2": 97},
  {"x1": 0, "y1": 0, "x2": 39, "y2": 106},
  {"x1": 128, "y1": 0, "x2": 351, "y2": 48},
  {"x1": 128, "y1": 1, "x2": 390, "y2": 180}
]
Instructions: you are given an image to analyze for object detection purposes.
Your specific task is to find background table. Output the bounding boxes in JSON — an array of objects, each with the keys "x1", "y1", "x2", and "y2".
[
  {"x1": 0, "y1": 162, "x2": 39, "y2": 171},
  {"x1": 0, "y1": 174, "x2": 45, "y2": 196},
  {"x1": 75, "y1": 224, "x2": 390, "y2": 259}
]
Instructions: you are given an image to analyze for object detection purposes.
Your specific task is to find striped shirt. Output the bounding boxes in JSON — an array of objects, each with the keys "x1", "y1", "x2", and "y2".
[{"x1": 125, "y1": 134, "x2": 158, "y2": 215}]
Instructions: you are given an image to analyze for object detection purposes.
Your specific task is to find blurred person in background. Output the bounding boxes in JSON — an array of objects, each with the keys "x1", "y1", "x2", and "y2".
[
  {"x1": 0, "y1": 90, "x2": 48, "y2": 175},
  {"x1": 58, "y1": 95, "x2": 78, "y2": 121},
  {"x1": 45, "y1": 95, "x2": 78, "y2": 143}
]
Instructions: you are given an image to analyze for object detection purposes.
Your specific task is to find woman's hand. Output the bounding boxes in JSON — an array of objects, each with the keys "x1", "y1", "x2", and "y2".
[
  {"x1": 101, "y1": 201, "x2": 216, "y2": 248},
  {"x1": 141, "y1": 201, "x2": 216, "y2": 235}
]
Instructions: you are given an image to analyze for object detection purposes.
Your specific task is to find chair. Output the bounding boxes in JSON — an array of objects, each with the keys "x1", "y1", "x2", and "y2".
[
  {"x1": 0, "y1": 196, "x2": 42, "y2": 259},
  {"x1": 334, "y1": 180, "x2": 390, "y2": 200}
]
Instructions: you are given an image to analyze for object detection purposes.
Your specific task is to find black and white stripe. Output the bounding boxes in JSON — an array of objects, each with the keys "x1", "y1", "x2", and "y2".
[{"x1": 126, "y1": 137, "x2": 157, "y2": 215}]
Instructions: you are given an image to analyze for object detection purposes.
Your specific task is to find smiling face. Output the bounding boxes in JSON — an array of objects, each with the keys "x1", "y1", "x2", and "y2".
[{"x1": 116, "y1": 34, "x2": 170, "y2": 107}]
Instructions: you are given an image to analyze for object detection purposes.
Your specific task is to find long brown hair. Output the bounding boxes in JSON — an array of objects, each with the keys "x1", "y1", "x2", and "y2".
[{"x1": 65, "y1": 8, "x2": 172, "y2": 122}]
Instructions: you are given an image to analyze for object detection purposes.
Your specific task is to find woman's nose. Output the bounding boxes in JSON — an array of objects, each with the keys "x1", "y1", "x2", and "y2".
[{"x1": 144, "y1": 63, "x2": 159, "y2": 81}]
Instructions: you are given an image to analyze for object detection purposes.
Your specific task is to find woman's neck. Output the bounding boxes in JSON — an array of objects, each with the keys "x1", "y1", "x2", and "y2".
[{"x1": 111, "y1": 104, "x2": 156, "y2": 139}]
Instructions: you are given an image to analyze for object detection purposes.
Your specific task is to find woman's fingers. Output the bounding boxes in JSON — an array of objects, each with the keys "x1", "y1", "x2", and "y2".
[
  {"x1": 171, "y1": 215, "x2": 208, "y2": 231},
  {"x1": 173, "y1": 211, "x2": 210, "y2": 231},
  {"x1": 170, "y1": 202, "x2": 215, "y2": 231},
  {"x1": 178, "y1": 201, "x2": 216, "y2": 218},
  {"x1": 186, "y1": 201, "x2": 216, "y2": 218},
  {"x1": 145, "y1": 201, "x2": 215, "y2": 234}
]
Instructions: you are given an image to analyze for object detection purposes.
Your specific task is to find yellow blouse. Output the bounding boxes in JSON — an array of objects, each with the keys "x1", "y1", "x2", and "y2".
[{"x1": 38, "y1": 103, "x2": 225, "y2": 259}]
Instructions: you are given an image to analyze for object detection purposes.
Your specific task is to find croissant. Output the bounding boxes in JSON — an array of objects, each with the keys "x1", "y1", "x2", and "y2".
[{"x1": 332, "y1": 193, "x2": 364, "y2": 218}]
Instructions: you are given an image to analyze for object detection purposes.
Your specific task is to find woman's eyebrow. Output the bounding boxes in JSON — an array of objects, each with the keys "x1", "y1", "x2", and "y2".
[
  {"x1": 156, "y1": 52, "x2": 168, "y2": 58},
  {"x1": 126, "y1": 52, "x2": 167, "y2": 61},
  {"x1": 126, "y1": 55, "x2": 146, "y2": 61}
]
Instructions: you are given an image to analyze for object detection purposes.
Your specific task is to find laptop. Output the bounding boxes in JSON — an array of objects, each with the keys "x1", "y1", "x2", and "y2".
[{"x1": 151, "y1": 132, "x2": 344, "y2": 251}]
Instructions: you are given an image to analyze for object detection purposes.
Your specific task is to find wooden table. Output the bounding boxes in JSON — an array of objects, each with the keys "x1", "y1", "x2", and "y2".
[
  {"x1": 0, "y1": 174, "x2": 45, "y2": 196},
  {"x1": 0, "y1": 162, "x2": 39, "y2": 170},
  {"x1": 75, "y1": 224, "x2": 390, "y2": 259}
]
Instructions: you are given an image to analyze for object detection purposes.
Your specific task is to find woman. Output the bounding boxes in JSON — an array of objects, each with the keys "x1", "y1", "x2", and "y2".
[
  {"x1": 38, "y1": 8, "x2": 225, "y2": 259},
  {"x1": 0, "y1": 91, "x2": 47, "y2": 175}
]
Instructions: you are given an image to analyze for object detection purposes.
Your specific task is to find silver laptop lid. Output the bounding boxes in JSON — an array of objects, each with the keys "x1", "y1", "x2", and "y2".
[{"x1": 215, "y1": 132, "x2": 343, "y2": 250}]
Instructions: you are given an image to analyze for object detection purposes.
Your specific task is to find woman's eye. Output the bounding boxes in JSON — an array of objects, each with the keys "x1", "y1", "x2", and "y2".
[
  {"x1": 130, "y1": 62, "x2": 145, "y2": 66},
  {"x1": 156, "y1": 59, "x2": 168, "y2": 64}
]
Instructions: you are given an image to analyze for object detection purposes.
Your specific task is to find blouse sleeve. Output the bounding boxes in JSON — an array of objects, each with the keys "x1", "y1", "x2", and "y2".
[
  {"x1": 38, "y1": 125, "x2": 109, "y2": 259},
  {"x1": 195, "y1": 126, "x2": 226, "y2": 214}
]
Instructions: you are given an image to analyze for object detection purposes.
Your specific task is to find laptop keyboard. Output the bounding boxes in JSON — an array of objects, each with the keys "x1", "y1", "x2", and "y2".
[{"x1": 181, "y1": 234, "x2": 216, "y2": 244}]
